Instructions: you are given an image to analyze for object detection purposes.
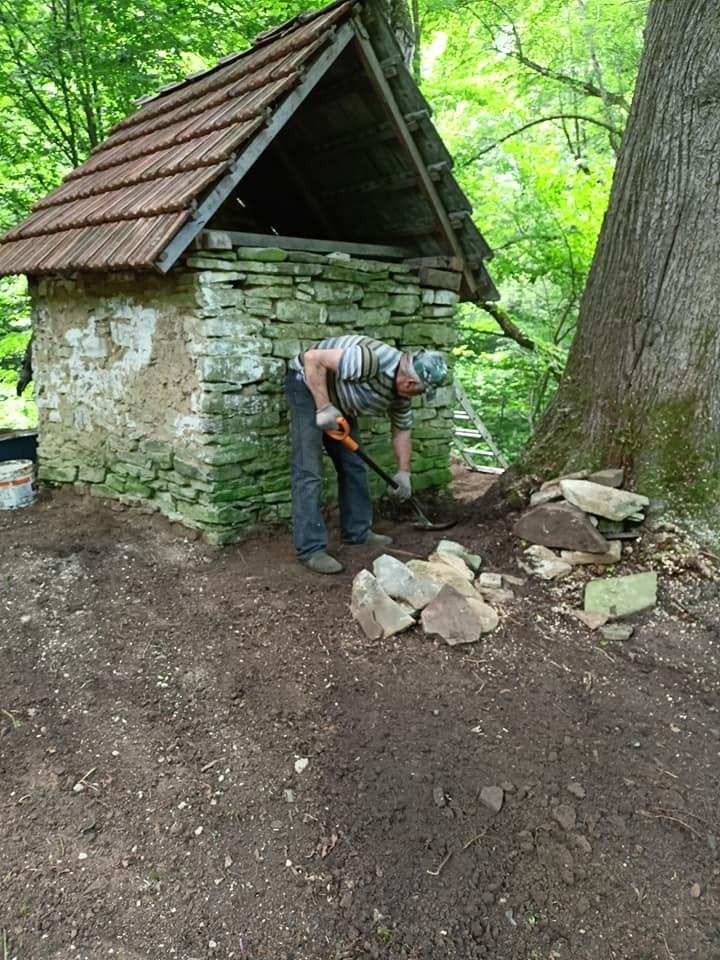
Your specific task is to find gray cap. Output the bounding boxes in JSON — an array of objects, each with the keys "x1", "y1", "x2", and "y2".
[{"x1": 409, "y1": 350, "x2": 448, "y2": 400}]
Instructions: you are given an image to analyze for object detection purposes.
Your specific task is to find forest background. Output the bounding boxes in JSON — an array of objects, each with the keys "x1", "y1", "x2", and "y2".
[{"x1": 0, "y1": 0, "x2": 649, "y2": 462}]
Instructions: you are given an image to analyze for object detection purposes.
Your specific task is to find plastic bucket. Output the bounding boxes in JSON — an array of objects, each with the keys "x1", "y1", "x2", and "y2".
[{"x1": 0, "y1": 459, "x2": 35, "y2": 509}]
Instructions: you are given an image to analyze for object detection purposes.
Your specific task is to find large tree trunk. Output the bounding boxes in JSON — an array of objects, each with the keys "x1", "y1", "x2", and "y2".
[{"x1": 507, "y1": 0, "x2": 720, "y2": 522}]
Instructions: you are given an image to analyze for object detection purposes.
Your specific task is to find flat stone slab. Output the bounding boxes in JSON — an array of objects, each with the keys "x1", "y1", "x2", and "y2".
[
  {"x1": 407, "y1": 558, "x2": 478, "y2": 597},
  {"x1": 518, "y1": 544, "x2": 573, "y2": 581},
  {"x1": 427, "y1": 551, "x2": 474, "y2": 580},
  {"x1": 351, "y1": 569, "x2": 417, "y2": 639},
  {"x1": 434, "y1": 539, "x2": 482, "y2": 572},
  {"x1": 421, "y1": 584, "x2": 499, "y2": 645},
  {"x1": 587, "y1": 468, "x2": 625, "y2": 488},
  {"x1": 478, "y1": 572, "x2": 503, "y2": 589},
  {"x1": 530, "y1": 484, "x2": 562, "y2": 507},
  {"x1": 584, "y1": 571, "x2": 657, "y2": 620},
  {"x1": 514, "y1": 502, "x2": 611, "y2": 553},
  {"x1": 560, "y1": 479, "x2": 649, "y2": 521},
  {"x1": 599, "y1": 622, "x2": 635, "y2": 641},
  {"x1": 560, "y1": 540, "x2": 622, "y2": 566},
  {"x1": 372, "y1": 554, "x2": 441, "y2": 611}
]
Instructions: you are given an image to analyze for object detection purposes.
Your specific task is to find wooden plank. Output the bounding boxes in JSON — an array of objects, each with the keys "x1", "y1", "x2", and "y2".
[
  {"x1": 220, "y1": 230, "x2": 409, "y2": 259},
  {"x1": 306, "y1": 119, "x2": 396, "y2": 157},
  {"x1": 318, "y1": 169, "x2": 417, "y2": 199},
  {"x1": 350, "y1": 18, "x2": 477, "y2": 296},
  {"x1": 406, "y1": 255, "x2": 464, "y2": 271},
  {"x1": 154, "y1": 21, "x2": 356, "y2": 273}
]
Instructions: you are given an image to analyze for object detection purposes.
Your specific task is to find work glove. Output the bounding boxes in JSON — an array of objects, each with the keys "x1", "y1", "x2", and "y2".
[
  {"x1": 315, "y1": 403, "x2": 343, "y2": 431},
  {"x1": 388, "y1": 470, "x2": 412, "y2": 502}
]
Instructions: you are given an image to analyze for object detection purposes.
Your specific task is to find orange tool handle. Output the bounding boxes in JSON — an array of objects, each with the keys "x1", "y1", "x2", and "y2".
[
  {"x1": 324, "y1": 416, "x2": 359, "y2": 452},
  {"x1": 324, "y1": 416, "x2": 400, "y2": 491}
]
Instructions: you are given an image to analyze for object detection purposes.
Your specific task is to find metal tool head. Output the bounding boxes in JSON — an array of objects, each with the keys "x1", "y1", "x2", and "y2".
[{"x1": 409, "y1": 497, "x2": 457, "y2": 531}]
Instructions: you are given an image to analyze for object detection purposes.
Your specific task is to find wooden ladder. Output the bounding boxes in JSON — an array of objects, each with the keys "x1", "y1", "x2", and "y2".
[{"x1": 452, "y1": 383, "x2": 509, "y2": 473}]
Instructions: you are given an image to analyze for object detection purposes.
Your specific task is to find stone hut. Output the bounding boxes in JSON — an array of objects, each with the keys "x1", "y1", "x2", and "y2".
[{"x1": 0, "y1": 0, "x2": 496, "y2": 543}]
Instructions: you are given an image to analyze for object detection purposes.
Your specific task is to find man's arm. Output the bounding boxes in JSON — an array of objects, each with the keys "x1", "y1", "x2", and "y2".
[
  {"x1": 302, "y1": 348, "x2": 343, "y2": 409},
  {"x1": 392, "y1": 426, "x2": 412, "y2": 472}
]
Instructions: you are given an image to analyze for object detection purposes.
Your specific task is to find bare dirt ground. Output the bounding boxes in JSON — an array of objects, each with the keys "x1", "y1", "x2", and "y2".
[{"x1": 1, "y1": 465, "x2": 719, "y2": 960}]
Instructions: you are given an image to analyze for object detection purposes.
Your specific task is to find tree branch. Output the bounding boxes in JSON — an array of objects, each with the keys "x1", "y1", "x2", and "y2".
[
  {"x1": 481, "y1": 302, "x2": 535, "y2": 350},
  {"x1": 507, "y1": 47, "x2": 630, "y2": 111},
  {"x1": 461, "y1": 113, "x2": 623, "y2": 164}
]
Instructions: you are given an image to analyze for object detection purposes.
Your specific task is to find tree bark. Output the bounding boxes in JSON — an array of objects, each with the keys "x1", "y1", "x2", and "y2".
[{"x1": 506, "y1": 0, "x2": 720, "y2": 523}]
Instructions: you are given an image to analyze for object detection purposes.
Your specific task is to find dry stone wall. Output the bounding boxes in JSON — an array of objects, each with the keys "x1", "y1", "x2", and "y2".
[{"x1": 31, "y1": 245, "x2": 459, "y2": 543}]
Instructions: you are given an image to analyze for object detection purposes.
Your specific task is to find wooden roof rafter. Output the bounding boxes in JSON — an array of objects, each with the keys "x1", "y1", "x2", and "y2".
[{"x1": 349, "y1": 14, "x2": 479, "y2": 298}]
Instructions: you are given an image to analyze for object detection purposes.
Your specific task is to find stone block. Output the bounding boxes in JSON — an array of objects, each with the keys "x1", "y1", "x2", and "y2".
[
  {"x1": 372, "y1": 554, "x2": 441, "y2": 610},
  {"x1": 243, "y1": 298, "x2": 274, "y2": 317},
  {"x1": 406, "y1": 558, "x2": 478, "y2": 597},
  {"x1": 560, "y1": 479, "x2": 649, "y2": 521},
  {"x1": 434, "y1": 539, "x2": 482, "y2": 572},
  {"x1": 200, "y1": 354, "x2": 283, "y2": 385},
  {"x1": 287, "y1": 250, "x2": 328, "y2": 263},
  {"x1": 421, "y1": 584, "x2": 499, "y2": 644},
  {"x1": 172, "y1": 458, "x2": 206, "y2": 481},
  {"x1": 584, "y1": 571, "x2": 658, "y2": 619},
  {"x1": 272, "y1": 339, "x2": 302, "y2": 359},
  {"x1": 191, "y1": 336, "x2": 272, "y2": 358},
  {"x1": 304, "y1": 281, "x2": 364, "y2": 303},
  {"x1": 322, "y1": 261, "x2": 389, "y2": 279},
  {"x1": 514, "y1": 502, "x2": 611, "y2": 553},
  {"x1": 187, "y1": 256, "x2": 243, "y2": 270},
  {"x1": 192, "y1": 270, "x2": 246, "y2": 284},
  {"x1": 123, "y1": 479, "x2": 154, "y2": 498},
  {"x1": 361, "y1": 292, "x2": 390, "y2": 308},
  {"x1": 235, "y1": 247, "x2": 288, "y2": 261},
  {"x1": 560, "y1": 541, "x2": 622, "y2": 566},
  {"x1": 276, "y1": 300, "x2": 328, "y2": 324},
  {"x1": 518, "y1": 544, "x2": 573, "y2": 581},
  {"x1": 77, "y1": 465, "x2": 107, "y2": 483},
  {"x1": 389, "y1": 293, "x2": 421, "y2": 315},
  {"x1": 103, "y1": 473, "x2": 128, "y2": 492},
  {"x1": 243, "y1": 275, "x2": 293, "y2": 287},
  {"x1": 351, "y1": 569, "x2": 417, "y2": 640},
  {"x1": 243, "y1": 261, "x2": 322, "y2": 277},
  {"x1": 326, "y1": 304, "x2": 360, "y2": 325}
]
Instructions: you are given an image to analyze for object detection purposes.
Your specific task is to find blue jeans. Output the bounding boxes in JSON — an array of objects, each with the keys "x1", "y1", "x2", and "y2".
[{"x1": 285, "y1": 370, "x2": 372, "y2": 559}]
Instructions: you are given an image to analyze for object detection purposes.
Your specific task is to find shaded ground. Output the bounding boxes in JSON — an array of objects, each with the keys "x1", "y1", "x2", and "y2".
[{"x1": 1, "y1": 465, "x2": 719, "y2": 960}]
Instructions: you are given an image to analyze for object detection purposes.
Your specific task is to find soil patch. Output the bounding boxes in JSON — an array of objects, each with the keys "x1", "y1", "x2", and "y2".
[{"x1": 1, "y1": 465, "x2": 719, "y2": 960}]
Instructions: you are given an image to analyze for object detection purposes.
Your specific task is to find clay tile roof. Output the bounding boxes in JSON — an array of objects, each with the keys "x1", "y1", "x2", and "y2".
[
  {"x1": 0, "y1": 0, "x2": 356, "y2": 275},
  {"x1": 0, "y1": 0, "x2": 496, "y2": 299}
]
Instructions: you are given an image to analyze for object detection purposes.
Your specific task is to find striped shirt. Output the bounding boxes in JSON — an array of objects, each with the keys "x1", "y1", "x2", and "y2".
[{"x1": 292, "y1": 335, "x2": 412, "y2": 431}]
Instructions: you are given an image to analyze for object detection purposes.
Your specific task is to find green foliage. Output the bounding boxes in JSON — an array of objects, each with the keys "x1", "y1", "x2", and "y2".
[
  {"x1": 0, "y1": 276, "x2": 34, "y2": 429},
  {"x1": 421, "y1": 0, "x2": 648, "y2": 458}
]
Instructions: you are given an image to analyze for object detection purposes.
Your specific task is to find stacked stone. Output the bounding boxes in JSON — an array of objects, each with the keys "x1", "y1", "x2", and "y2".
[{"x1": 33, "y1": 243, "x2": 460, "y2": 544}]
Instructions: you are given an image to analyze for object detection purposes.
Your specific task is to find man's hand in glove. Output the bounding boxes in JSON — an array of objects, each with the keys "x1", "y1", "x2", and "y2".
[
  {"x1": 315, "y1": 403, "x2": 343, "y2": 431},
  {"x1": 388, "y1": 470, "x2": 412, "y2": 502}
]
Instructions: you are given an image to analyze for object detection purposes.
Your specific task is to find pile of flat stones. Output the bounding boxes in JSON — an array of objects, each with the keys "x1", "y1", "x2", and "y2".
[
  {"x1": 350, "y1": 540, "x2": 514, "y2": 645},
  {"x1": 514, "y1": 468, "x2": 658, "y2": 639}
]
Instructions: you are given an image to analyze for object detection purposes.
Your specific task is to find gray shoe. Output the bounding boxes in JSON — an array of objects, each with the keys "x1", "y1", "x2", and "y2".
[
  {"x1": 302, "y1": 550, "x2": 344, "y2": 574},
  {"x1": 344, "y1": 530, "x2": 393, "y2": 547}
]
